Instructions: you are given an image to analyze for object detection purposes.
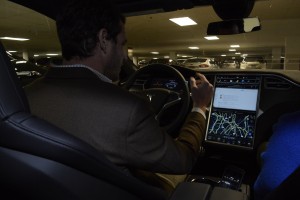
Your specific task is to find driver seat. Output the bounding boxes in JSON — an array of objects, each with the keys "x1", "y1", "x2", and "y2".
[{"x1": 0, "y1": 42, "x2": 167, "y2": 199}]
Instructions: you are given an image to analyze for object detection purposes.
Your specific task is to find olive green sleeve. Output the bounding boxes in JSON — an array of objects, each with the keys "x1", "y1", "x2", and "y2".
[{"x1": 175, "y1": 111, "x2": 206, "y2": 159}]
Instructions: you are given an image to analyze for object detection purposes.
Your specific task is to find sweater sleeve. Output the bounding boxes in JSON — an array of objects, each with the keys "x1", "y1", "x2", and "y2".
[{"x1": 124, "y1": 100, "x2": 206, "y2": 174}]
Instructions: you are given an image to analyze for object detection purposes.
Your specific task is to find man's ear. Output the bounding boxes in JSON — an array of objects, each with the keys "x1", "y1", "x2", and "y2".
[{"x1": 98, "y1": 29, "x2": 108, "y2": 53}]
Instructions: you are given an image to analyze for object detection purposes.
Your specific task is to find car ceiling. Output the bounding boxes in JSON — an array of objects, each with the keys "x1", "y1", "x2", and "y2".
[{"x1": 1, "y1": 0, "x2": 300, "y2": 60}]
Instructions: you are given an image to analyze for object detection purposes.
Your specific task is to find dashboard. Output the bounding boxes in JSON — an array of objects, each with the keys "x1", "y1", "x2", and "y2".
[
  {"x1": 131, "y1": 65, "x2": 300, "y2": 151},
  {"x1": 176, "y1": 67, "x2": 300, "y2": 150}
]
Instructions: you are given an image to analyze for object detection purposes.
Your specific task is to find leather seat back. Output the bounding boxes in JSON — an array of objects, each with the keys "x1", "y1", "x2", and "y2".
[{"x1": 0, "y1": 42, "x2": 166, "y2": 200}]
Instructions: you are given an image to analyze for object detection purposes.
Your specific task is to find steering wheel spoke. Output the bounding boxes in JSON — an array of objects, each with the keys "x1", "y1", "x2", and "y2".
[
  {"x1": 124, "y1": 64, "x2": 190, "y2": 135},
  {"x1": 155, "y1": 91, "x2": 181, "y2": 121}
]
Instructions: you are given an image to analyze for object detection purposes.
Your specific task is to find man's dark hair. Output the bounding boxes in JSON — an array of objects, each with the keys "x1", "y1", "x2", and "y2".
[{"x1": 56, "y1": 0, "x2": 125, "y2": 60}]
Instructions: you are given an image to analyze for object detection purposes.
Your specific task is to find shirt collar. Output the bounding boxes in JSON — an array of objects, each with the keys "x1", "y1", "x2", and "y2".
[{"x1": 51, "y1": 64, "x2": 112, "y2": 83}]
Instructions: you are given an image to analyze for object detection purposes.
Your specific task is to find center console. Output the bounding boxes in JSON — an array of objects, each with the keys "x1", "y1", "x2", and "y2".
[{"x1": 170, "y1": 181, "x2": 249, "y2": 200}]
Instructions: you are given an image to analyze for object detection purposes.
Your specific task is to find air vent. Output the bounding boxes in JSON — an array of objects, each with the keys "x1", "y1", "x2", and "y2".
[{"x1": 264, "y1": 77, "x2": 292, "y2": 90}]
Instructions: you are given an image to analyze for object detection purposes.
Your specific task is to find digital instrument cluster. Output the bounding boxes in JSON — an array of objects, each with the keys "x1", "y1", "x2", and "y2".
[{"x1": 149, "y1": 78, "x2": 180, "y2": 90}]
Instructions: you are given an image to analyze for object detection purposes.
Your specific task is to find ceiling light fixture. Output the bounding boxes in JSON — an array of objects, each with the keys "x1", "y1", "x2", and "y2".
[
  {"x1": 230, "y1": 45, "x2": 240, "y2": 48},
  {"x1": 0, "y1": 37, "x2": 29, "y2": 41},
  {"x1": 229, "y1": 49, "x2": 236, "y2": 52},
  {"x1": 204, "y1": 36, "x2": 219, "y2": 40},
  {"x1": 151, "y1": 52, "x2": 159, "y2": 54},
  {"x1": 46, "y1": 53, "x2": 59, "y2": 56},
  {"x1": 169, "y1": 17, "x2": 197, "y2": 26},
  {"x1": 189, "y1": 47, "x2": 199, "y2": 49},
  {"x1": 16, "y1": 61, "x2": 27, "y2": 64},
  {"x1": 221, "y1": 55, "x2": 227, "y2": 57}
]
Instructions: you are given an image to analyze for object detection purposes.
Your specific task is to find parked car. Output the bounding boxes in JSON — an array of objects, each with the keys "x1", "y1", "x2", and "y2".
[
  {"x1": 221, "y1": 59, "x2": 239, "y2": 69},
  {"x1": 240, "y1": 57, "x2": 267, "y2": 69},
  {"x1": 137, "y1": 59, "x2": 149, "y2": 68},
  {"x1": 7, "y1": 53, "x2": 48, "y2": 85},
  {"x1": 182, "y1": 57, "x2": 216, "y2": 69}
]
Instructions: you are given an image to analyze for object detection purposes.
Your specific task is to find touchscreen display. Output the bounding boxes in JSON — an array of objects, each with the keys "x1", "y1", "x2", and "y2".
[{"x1": 205, "y1": 75, "x2": 261, "y2": 148}]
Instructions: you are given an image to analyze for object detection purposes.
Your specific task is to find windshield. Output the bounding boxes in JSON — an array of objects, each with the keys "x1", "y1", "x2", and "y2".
[{"x1": 0, "y1": 0, "x2": 299, "y2": 71}]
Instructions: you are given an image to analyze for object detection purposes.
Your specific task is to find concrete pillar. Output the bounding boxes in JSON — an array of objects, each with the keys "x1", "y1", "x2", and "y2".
[
  {"x1": 284, "y1": 36, "x2": 300, "y2": 70},
  {"x1": 132, "y1": 56, "x2": 138, "y2": 66},
  {"x1": 127, "y1": 48, "x2": 133, "y2": 59},
  {"x1": 271, "y1": 48, "x2": 282, "y2": 69},
  {"x1": 22, "y1": 51, "x2": 29, "y2": 61},
  {"x1": 169, "y1": 51, "x2": 177, "y2": 61}
]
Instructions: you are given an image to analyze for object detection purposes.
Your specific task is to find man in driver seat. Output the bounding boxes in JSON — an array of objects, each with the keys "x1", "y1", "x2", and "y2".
[{"x1": 25, "y1": 0, "x2": 213, "y2": 193}]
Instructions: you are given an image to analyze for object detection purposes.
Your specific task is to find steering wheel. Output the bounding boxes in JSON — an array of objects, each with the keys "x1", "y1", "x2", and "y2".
[{"x1": 123, "y1": 64, "x2": 190, "y2": 135}]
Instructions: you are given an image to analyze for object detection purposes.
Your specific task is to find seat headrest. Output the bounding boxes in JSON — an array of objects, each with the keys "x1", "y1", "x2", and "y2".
[{"x1": 0, "y1": 42, "x2": 29, "y2": 120}]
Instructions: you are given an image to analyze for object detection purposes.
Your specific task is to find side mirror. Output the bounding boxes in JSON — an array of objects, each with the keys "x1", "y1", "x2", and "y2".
[{"x1": 207, "y1": 17, "x2": 261, "y2": 35}]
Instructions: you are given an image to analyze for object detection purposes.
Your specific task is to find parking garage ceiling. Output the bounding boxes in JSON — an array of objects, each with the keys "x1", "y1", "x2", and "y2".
[{"x1": 1, "y1": 0, "x2": 300, "y2": 59}]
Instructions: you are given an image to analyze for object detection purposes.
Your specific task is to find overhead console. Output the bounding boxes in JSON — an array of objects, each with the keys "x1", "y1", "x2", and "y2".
[{"x1": 205, "y1": 75, "x2": 261, "y2": 149}]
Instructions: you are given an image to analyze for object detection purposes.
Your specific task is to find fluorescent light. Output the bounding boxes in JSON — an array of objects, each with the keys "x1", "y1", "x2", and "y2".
[
  {"x1": 0, "y1": 37, "x2": 29, "y2": 41},
  {"x1": 235, "y1": 52, "x2": 241, "y2": 55},
  {"x1": 229, "y1": 49, "x2": 236, "y2": 52},
  {"x1": 189, "y1": 47, "x2": 199, "y2": 50},
  {"x1": 221, "y1": 55, "x2": 227, "y2": 57},
  {"x1": 34, "y1": 54, "x2": 40, "y2": 57},
  {"x1": 8, "y1": 50, "x2": 17, "y2": 53},
  {"x1": 204, "y1": 36, "x2": 219, "y2": 40},
  {"x1": 46, "y1": 53, "x2": 59, "y2": 56},
  {"x1": 230, "y1": 45, "x2": 240, "y2": 48},
  {"x1": 169, "y1": 17, "x2": 197, "y2": 26},
  {"x1": 164, "y1": 56, "x2": 170, "y2": 58},
  {"x1": 151, "y1": 52, "x2": 159, "y2": 54},
  {"x1": 16, "y1": 61, "x2": 27, "y2": 64}
]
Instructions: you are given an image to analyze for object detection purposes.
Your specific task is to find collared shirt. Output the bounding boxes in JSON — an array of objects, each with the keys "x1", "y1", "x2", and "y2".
[
  {"x1": 51, "y1": 64, "x2": 112, "y2": 83},
  {"x1": 191, "y1": 107, "x2": 207, "y2": 119}
]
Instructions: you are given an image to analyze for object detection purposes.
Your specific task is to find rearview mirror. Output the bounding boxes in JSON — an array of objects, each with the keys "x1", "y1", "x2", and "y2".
[{"x1": 207, "y1": 17, "x2": 261, "y2": 35}]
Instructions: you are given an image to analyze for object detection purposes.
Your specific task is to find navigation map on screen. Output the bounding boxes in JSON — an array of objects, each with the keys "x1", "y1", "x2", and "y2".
[{"x1": 206, "y1": 75, "x2": 261, "y2": 148}]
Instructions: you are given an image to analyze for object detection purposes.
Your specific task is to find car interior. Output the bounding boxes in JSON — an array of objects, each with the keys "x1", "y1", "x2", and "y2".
[{"x1": 1, "y1": 0, "x2": 300, "y2": 199}]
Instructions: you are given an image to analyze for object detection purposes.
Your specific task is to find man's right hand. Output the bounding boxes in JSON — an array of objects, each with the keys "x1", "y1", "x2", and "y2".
[{"x1": 189, "y1": 73, "x2": 214, "y2": 112}]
